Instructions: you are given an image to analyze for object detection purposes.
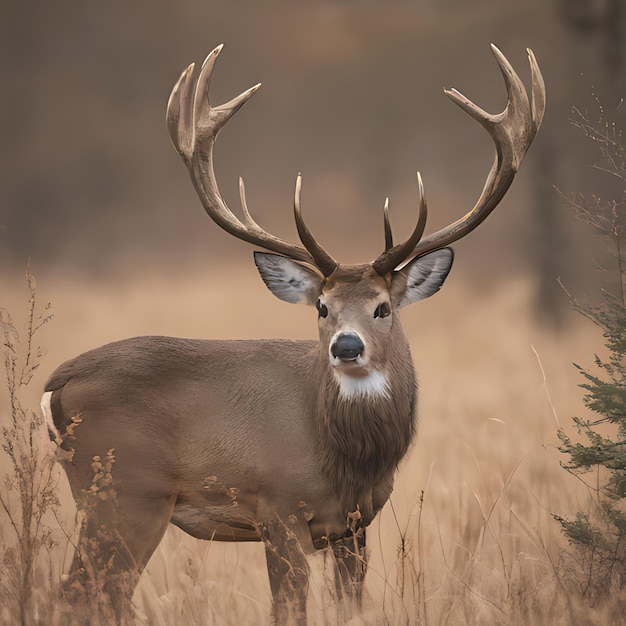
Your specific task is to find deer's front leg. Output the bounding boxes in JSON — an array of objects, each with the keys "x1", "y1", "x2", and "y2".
[
  {"x1": 261, "y1": 516, "x2": 310, "y2": 625},
  {"x1": 332, "y1": 525, "x2": 367, "y2": 607}
]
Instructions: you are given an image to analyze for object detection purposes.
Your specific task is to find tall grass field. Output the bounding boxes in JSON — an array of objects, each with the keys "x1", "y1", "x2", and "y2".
[{"x1": 1, "y1": 266, "x2": 624, "y2": 624}]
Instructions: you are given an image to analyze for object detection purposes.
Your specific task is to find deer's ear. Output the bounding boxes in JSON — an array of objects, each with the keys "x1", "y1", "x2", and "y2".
[
  {"x1": 391, "y1": 248, "x2": 454, "y2": 308},
  {"x1": 254, "y1": 252, "x2": 324, "y2": 305}
]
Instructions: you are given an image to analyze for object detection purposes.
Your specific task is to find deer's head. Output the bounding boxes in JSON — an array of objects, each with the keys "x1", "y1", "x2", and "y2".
[
  {"x1": 166, "y1": 45, "x2": 544, "y2": 395},
  {"x1": 251, "y1": 176, "x2": 453, "y2": 395}
]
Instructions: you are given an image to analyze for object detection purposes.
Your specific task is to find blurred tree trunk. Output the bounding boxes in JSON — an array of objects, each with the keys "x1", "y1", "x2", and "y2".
[
  {"x1": 531, "y1": 138, "x2": 570, "y2": 325},
  {"x1": 532, "y1": 0, "x2": 625, "y2": 324}
]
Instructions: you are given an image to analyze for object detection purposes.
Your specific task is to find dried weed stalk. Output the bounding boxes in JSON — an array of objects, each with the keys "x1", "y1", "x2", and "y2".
[{"x1": 0, "y1": 265, "x2": 56, "y2": 625}]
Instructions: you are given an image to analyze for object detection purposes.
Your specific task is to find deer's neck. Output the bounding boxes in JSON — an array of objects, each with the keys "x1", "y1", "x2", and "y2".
[{"x1": 315, "y1": 337, "x2": 416, "y2": 524}]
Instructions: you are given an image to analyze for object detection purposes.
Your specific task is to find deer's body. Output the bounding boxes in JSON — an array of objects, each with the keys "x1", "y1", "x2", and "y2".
[
  {"x1": 46, "y1": 332, "x2": 414, "y2": 546},
  {"x1": 44, "y1": 44, "x2": 544, "y2": 623}
]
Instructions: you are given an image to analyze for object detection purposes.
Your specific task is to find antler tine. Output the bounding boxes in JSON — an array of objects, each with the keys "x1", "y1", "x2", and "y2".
[
  {"x1": 238, "y1": 177, "x2": 265, "y2": 230},
  {"x1": 372, "y1": 173, "x2": 428, "y2": 275},
  {"x1": 528, "y1": 48, "x2": 546, "y2": 134},
  {"x1": 405, "y1": 45, "x2": 545, "y2": 260},
  {"x1": 383, "y1": 198, "x2": 393, "y2": 252},
  {"x1": 294, "y1": 173, "x2": 338, "y2": 276},
  {"x1": 167, "y1": 46, "x2": 318, "y2": 265},
  {"x1": 166, "y1": 61, "x2": 196, "y2": 160}
]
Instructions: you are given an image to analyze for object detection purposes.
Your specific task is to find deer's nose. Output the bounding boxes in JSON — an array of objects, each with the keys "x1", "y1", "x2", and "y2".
[{"x1": 331, "y1": 332, "x2": 365, "y2": 361}]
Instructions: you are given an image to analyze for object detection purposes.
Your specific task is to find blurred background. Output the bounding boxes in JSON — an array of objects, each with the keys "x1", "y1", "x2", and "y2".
[{"x1": 1, "y1": 0, "x2": 624, "y2": 322}]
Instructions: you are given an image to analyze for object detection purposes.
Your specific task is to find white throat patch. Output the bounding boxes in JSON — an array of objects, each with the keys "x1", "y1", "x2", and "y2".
[{"x1": 335, "y1": 370, "x2": 390, "y2": 401}]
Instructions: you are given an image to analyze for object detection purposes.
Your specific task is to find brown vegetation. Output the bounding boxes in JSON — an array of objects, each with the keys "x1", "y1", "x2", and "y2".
[{"x1": 2, "y1": 268, "x2": 625, "y2": 624}]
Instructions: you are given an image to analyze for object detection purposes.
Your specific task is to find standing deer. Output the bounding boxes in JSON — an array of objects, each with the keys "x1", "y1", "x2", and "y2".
[{"x1": 43, "y1": 45, "x2": 544, "y2": 624}]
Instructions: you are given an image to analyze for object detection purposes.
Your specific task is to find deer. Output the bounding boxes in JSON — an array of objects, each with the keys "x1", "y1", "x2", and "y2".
[{"x1": 42, "y1": 44, "x2": 545, "y2": 624}]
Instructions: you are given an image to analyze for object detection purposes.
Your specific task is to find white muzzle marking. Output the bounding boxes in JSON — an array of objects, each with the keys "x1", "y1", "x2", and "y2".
[
  {"x1": 328, "y1": 329, "x2": 390, "y2": 399},
  {"x1": 335, "y1": 370, "x2": 390, "y2": 400}
]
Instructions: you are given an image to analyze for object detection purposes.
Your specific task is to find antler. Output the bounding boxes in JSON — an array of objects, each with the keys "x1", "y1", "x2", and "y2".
[
  {"x1": 168, "y1": 45, "x2": 544, "y2": 279},
  {"x1": 167, "y1": 45, "x2": 338, "y2": 275},
  {"x1": 372, "y1": 45, "x2": 546, "y2": 275},
  {"x1": 372, "y1": 173, "x2": 428, "y2": 275}
]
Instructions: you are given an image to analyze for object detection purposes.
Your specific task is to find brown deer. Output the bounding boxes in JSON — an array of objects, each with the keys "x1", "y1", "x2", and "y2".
[{"x1": 43, "y1": 45, "x2": 545, "y2": 624}]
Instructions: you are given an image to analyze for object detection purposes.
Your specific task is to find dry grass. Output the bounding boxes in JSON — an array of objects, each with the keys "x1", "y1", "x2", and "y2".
[{"x1": 1, "y1": 266, "x2": 622, "y2": 624}]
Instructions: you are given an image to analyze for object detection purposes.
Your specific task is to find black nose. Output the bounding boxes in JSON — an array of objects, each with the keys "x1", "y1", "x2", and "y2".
[{"x1": 331, "y1": 332, "x2": 365, "y2": 361}]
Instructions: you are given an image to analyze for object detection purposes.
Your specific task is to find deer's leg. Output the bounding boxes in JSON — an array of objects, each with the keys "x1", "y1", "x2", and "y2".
[
  {"x1": 261, "y1": 517, "x2": 310, "y2": 625},
  {"x1": 64, "y1": 491, "x2": 175, "y2": 624},
  {"x1": 332, "y1": 526, "x2": 367, "y2": 607}
]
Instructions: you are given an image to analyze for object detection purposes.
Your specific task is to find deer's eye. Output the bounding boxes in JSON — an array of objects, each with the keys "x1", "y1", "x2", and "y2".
[
  {"x1": 374, "y1": 302, "x2": 391, "y2": 319},
  {"x1": 316, "y1": 299, "x2": 328, "y2": 318}
]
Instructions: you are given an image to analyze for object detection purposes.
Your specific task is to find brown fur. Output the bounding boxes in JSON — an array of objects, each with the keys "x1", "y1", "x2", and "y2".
[
  {"x1": 44, "y1": 253, "x2": 435, "y2": 625},
  {"x1": 315, "y1": 323, "x2": 416, "y2": 525}
]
